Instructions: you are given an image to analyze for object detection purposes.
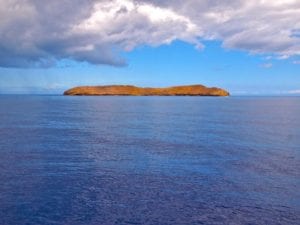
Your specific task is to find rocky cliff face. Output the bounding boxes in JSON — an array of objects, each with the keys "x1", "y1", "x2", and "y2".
[{"x1": 64, "y1": 85, "x2": 230, "y2": 96}]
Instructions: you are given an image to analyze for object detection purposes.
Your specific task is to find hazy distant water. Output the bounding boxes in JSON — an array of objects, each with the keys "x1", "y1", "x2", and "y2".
[{"x1": 0, "y1": 96, "x2": 299, "y2": 225}]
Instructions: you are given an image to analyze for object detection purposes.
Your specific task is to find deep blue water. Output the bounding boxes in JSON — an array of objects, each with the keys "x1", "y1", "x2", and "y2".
[{"x1": 0, "y1": 96, "x2": 299, "y2": 225}]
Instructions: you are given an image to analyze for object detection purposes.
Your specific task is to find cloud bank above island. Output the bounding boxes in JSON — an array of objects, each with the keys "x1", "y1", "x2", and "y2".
[{"x1": 0, "y1": 0, "x2": 299, "y2": 68}]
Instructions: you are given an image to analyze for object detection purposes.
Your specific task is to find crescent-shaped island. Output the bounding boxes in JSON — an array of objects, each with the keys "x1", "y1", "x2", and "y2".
[{"x1": 64, "y1": 84, "x2": 230, "y2": 96}]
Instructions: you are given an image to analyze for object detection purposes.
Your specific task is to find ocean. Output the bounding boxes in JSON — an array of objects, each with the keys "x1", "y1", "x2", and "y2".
[{"x1": 0, "y1": 96, "x2": 299, "y2": 225}]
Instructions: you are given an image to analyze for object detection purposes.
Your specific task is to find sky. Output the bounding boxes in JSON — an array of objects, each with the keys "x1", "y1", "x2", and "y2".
[{"x1": 0, "y1": 0, "x2": 299, "y2": 95}]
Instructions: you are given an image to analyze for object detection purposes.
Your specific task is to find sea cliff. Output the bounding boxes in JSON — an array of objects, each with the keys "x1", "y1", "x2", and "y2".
[{"x1": 64, "y1": 85, "x2": 230, "y2": 96}]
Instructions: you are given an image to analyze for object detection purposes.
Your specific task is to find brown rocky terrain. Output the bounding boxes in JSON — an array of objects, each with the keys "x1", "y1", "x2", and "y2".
[{"x1": 64, "y1": 84, "x2": 230, "y2": 96}]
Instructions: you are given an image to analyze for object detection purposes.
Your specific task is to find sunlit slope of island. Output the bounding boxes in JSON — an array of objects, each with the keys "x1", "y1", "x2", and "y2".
[
  {"x1": 64, "y1": 85, "x2": 229, "y2": 96},
  {"x1": 62, "y1": 84, "x2": 231, "y2": 97}
]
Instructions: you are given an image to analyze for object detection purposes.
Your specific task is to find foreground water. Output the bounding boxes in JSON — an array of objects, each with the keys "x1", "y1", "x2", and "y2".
[{"x1": 0, "y1": 96, "x2": 299, "y2": 225}]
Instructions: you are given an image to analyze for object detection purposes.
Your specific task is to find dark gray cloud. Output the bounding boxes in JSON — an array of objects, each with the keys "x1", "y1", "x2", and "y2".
[{"x1": 0, "y1": 0, "x2": 299, "y2": 68}]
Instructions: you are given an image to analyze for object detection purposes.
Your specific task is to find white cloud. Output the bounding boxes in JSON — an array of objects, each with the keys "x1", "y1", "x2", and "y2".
[
  {"x1": 288, "y1": 89, "x2": 300, "y2": 94},
  {"x1": 261, "y1": 63, "x2": 273, "y2": 68},
  {"x1": 74, "y1": 0, "x2": 202, "y2": 51},
  {"x1": 0, "y1": 0, "x2": 299, "y2": 68}
]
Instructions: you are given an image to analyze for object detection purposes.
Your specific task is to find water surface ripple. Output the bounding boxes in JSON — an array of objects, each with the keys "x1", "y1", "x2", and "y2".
[{"x1": 0, "y1": 96, "x2": 299, "y2": 225}]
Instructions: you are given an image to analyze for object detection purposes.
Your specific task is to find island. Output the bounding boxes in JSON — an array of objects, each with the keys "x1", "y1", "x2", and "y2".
[{"x1": 64, "y1": 84, "x2": 230, "y2": 96}]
